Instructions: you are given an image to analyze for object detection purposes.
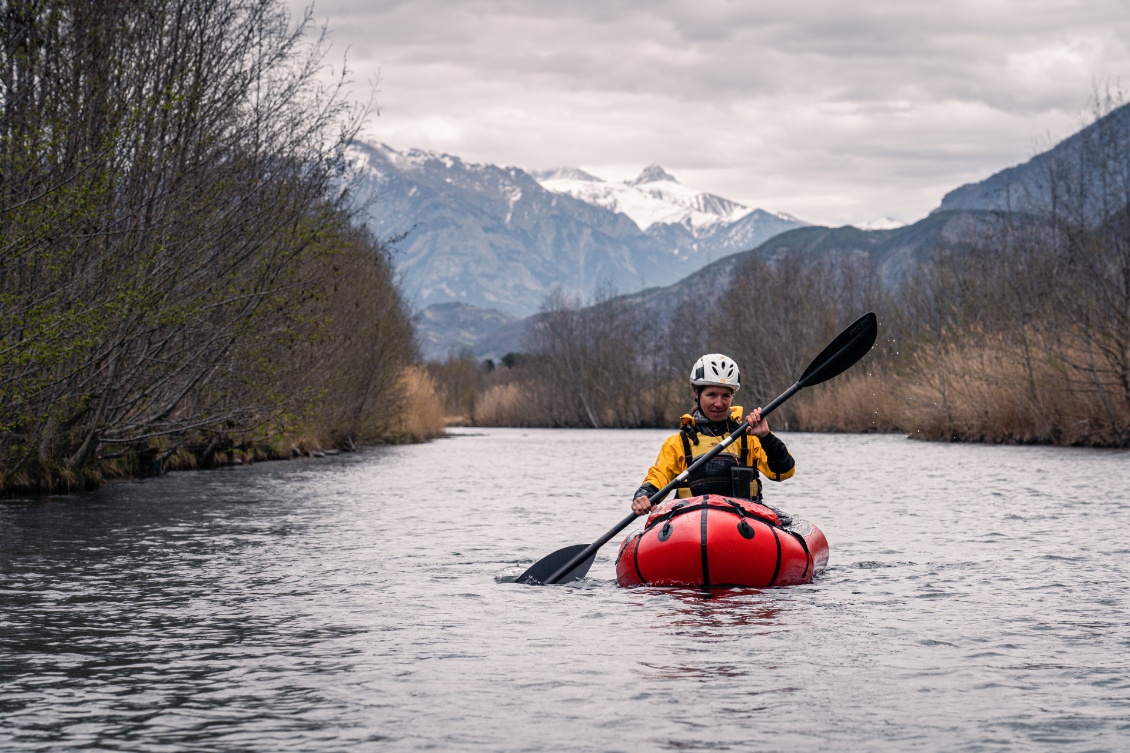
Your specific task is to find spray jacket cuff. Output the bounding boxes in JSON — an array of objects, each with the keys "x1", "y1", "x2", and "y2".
[{"x1": 633, "y1": 483, "x2": 659, "y2": 503}]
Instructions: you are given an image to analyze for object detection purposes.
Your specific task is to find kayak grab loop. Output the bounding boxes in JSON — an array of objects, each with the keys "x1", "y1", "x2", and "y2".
[{"x1": 723, "y1": 498, "x2": 757, "y2": 539}]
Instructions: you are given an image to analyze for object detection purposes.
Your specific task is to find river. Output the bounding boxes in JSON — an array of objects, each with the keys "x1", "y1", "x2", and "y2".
[{"x1": 2, "y1": 429, "x2": 1129, "y2": 751}]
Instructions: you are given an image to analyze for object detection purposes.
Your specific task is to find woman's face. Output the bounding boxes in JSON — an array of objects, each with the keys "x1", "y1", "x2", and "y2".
[{"x1": 698, "y1": 386, "x2": 735, "y2": 422}]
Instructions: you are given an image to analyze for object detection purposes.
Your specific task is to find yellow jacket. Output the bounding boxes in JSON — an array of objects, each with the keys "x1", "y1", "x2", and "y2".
[{"x1": 641, "y1": 406, "x2": 796, "y2": 496}]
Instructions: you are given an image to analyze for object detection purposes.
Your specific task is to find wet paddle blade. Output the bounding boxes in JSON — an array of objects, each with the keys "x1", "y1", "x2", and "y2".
[
  {"x1": 797, "y1": 312, "x2": 877, "y2": 387},
  {"x1": 515, "y1": 544, "x2": 596, "y2": 585}
]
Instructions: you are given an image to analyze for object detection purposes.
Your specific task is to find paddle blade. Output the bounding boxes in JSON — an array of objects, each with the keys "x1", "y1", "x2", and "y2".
[
  {"x1": 797, "y1": 312, "x2": 877, "y2": 387},
  {"x1": 515, "y1": 544, "x2": 596, "y2": 585}
]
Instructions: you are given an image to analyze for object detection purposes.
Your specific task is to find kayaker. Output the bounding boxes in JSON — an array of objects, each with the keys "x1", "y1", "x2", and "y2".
[{"x1": 631, "y1": 354, "x2": 795, "y2": 515}]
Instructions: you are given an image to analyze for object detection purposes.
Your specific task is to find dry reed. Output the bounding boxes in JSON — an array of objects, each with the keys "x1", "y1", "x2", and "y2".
[
  {"x1": 790, "y1": 370, "x2": 904, "y2": 433},
  {"x1": 899, "y1": 336, "x2": 1128, "y2": 445},
  {"x1": 391, "y1": 365, "x2": 447, "y2": 441},
  {"x1": 474, "y1": 383, "x2": 543, "y2": 426}
]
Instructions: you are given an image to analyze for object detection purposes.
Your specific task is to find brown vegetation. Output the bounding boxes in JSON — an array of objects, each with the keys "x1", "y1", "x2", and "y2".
[
  {"x1": 388, "y1": 366, "x2": 447, "y2": 442},
  {"x1": 890, "y1": 90, "x2": 1130, "y2": 446},
  {"x1": 524, "y1": 287, "x2": 678, "y2": 427},
  {"x1": 474, "y1": 384, "x2": 538, "y2": 427},
  {"x1": 790, "y1": 371, "x2": 905, "y2": 433},
  {"x1": 897, "y1": 335, "x2": 1105, "y2": 443}
]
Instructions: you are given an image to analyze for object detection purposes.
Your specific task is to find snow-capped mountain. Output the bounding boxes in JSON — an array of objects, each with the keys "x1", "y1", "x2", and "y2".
[
  {"x1": 535, "y1": 164, "x2": 760, "y2": 232},
  {"x1": 533, "y1": 162, "x2": 800, "y2": 256},
  {"x1": 535, "y1": 164, "x2": 804, "y2": 264},
  {"x1": 854, "y1": 216, "x2": 907, "y2": 230},
  {"x1": 347, "y1": 142, "x2": 806, "y2": 320}
]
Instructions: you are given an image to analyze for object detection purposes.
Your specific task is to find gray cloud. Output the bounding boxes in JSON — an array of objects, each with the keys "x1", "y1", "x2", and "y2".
[{"x1": 293, "y1": 0, "x2": 1130, "y2": 225}]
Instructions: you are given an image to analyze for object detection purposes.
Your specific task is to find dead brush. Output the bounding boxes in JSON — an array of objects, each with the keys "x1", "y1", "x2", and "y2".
[
  {"x1": 900, "y1": 335, "x2": 1129, "y2": 444},
  {"x1": 791, "y1": 370, "x2": 904, "y2": 433},
  {"x1": 474, "y1": 383, "x2": 542, "y2": 426},
  {"x1": 392, "y1": 365, "x2": 446, "y2": 441}
]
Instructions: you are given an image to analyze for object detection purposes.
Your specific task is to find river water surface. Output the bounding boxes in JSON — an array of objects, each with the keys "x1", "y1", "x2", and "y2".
[{"x1": 2, "y1": 429, "x2": 1129, "y2": 751}]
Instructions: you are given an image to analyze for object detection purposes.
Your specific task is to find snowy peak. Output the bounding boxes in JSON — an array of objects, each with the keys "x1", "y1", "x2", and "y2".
[
  {"x1": 536, "y1": 165, "x2": 762, "y2": 233},
  {"x1": 855, "y1": 216, "x2": 907, "y2": 230},
  {"x1": 345, "y1": 141, "x2": 807, "y2": 321},
  {"x1": 630, "y1": 164, "x2": 679, "y2": 185},
  {"x1": 530, "y1": 167, "x2": 600, "y2": 182}
]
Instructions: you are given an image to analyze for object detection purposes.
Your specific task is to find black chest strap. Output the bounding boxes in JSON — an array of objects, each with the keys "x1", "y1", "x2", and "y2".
[{"x1": 679, "y1": 421, "x2": 751, "y2": 479}]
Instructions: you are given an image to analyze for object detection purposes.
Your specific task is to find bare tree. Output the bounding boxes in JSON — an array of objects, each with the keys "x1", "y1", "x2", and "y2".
[
  {"x1": 897, "y1": 87, "x2": 1130, "y2": 445},
  {"x1": 0, "y1": 0, "x2": 416, "y2": 491},
  {"x1": 710, "y1": 251, "x2": 886, "y2": 423}
]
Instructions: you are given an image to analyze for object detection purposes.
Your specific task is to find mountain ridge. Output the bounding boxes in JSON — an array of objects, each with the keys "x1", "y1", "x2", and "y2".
[
  {"x1": 534, "y1": 162, "x2": 796, "y2": 234},
  {"x1": 462, "y1": 208, "x2": 1000, "y2": 360},
  {"x1": 416, "y1": 100, "x2": 1130, "y2": 362},
  {"x1": 935, "y1": 101, "x2": 1130, "y2": 218},
  {"x1": 348, "y1": 142, "x2": 806, "y2": 319}
]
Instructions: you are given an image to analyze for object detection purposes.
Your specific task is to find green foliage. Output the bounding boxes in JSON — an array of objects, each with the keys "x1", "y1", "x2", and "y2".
[{"x1": 0, "y1": 0, "x2": 417, "y2": 493}]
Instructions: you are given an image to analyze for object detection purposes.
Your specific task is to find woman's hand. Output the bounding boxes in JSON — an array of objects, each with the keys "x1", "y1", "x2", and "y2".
[
  {"x1": 745, "y1": 407, "x2": 770, "y2": 437},
  {"x1": 632, "y1": 496, "x2": 653, "y2": 515}
]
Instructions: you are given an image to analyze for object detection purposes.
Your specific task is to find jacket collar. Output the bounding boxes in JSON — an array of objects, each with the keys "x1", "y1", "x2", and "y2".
[{"x1": 681, "y1": 406, "x2": 743, "y2": 436}]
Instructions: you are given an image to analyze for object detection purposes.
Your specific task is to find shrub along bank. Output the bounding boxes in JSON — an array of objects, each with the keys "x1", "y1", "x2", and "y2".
[{"x1": 0, "y1": 0, "x2": 440, "y2": 495}]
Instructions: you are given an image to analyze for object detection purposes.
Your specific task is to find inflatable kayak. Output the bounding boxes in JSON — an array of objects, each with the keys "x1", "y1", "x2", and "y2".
[{"x1": 615, "y1": 494, "x2": 829, "y2": 588}]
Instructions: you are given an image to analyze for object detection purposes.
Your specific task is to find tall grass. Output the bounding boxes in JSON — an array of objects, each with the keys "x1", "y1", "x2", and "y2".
[
  {"x1": 900, "y1": 336, "x2": 1128, "y2": 445},
  {"x1": 448, "y1": 339, "x2": 1128, "y2": 448},
  {"x1": 390, "y1": 366, "x2": 447, "y2": 442},
  {"x1": 790, "y1": 371, "x2": 904, "y2": 433}
]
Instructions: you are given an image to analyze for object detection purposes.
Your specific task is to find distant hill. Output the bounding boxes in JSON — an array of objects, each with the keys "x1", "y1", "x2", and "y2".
[
  {"x1": 467, "y1": 209, "x2": 1001, "y2": 359},
  {"x1": 936, "y1": 101, "x2": 1130, "y2": 220},
  {"x1": 732, "y1": 209, "x2": 997, "y2": 286},
  {"x1": 415, "y1": 303, "x2": 518, "y2": 362},
  {"x1": 461, "y1": 104, "x2": 1130, "y2": 360},
  {"x1": 388, "y1": 101, "x2": 1130, "y2": 361},
  {"x1": 347, "y1": 142, "x2": 805, "y2": 318}
]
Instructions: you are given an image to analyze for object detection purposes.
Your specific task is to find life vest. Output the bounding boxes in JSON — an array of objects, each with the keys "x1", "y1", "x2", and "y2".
[{"x1": 677, "y1": 421, "x2": 762, "y2": 500}]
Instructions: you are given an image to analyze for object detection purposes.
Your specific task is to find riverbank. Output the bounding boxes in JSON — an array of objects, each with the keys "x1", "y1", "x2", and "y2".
[
  {"x1": 0, "y1": 366, "x2": 447, "y2": 497},
  {"x1": 0, "y1": 0, "x2": 438, "y2": 498}
]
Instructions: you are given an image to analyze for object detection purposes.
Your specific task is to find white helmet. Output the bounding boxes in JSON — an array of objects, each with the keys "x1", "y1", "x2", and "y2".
[{"x1": 690, "y1": 353, "x2": 740, "y2": 392}]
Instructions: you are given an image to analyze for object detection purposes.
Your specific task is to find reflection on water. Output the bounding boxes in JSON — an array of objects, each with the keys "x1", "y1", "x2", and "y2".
[
  {"x1": 2, "y1": 429, "x2": 1129, "y2": 752},
  {"x1": 658, "y1": 589, "x2": 782, "y2": 634}
]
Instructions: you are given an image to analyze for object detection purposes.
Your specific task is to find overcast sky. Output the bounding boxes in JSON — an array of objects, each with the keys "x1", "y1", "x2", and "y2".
[{"x1": 290, "y1": 0, "x2": 1130, "y2": 226}]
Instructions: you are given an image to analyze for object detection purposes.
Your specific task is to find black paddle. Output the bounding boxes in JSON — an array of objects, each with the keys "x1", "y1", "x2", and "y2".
[{"x1": 515, "y1": 311, "x2": 878, "y2": 586}]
